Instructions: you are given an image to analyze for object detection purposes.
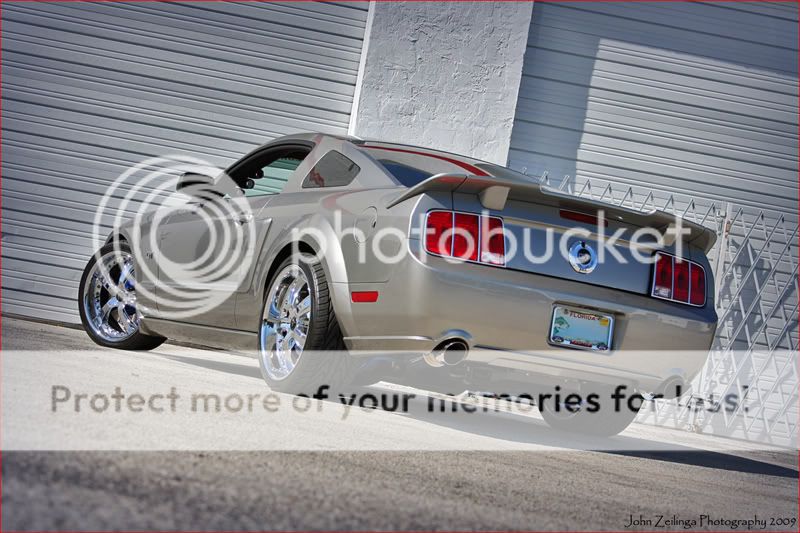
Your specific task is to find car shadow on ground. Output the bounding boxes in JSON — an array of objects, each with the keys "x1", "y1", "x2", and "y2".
[
  {"x1": 157, "y1": 349, "x2": 798, "y2": 479},
  {"x1": 607, "y1": 449, "x2": 797, "y2": 477},
  {"x1": 391, "y1": 389, "x2": 798, "y2": 478}
]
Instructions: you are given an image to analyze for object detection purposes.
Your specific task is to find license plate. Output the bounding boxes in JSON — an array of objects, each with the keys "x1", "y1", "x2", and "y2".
[{"x1": 549, "y1": 306, "x2": 614, "y2": 352}]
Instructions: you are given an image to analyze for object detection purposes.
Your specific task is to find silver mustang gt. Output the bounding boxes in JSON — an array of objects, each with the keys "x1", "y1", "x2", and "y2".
[{"x1": 79, "y1": 133, "x2": 718, "y2": 435}]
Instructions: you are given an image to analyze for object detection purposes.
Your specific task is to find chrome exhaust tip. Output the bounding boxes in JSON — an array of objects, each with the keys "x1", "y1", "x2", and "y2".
[{"x1": 424, "y1": 339, "x2": 469, "y2": 367}]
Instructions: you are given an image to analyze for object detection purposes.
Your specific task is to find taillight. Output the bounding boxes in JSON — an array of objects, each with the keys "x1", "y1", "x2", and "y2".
[
  {"x1": 689, "y1": 263, "x2": 706, "y2": 306},
  {"x1": 453, "y1": 213, "x2": 479, "y2": 261},
  {"x1": 651, "y1": 252, "x2": 706, "y2": 307},
  {"x1": 673, "y1": 260, "x2": 690, "y2": 303},
  {"x1": 425, "y1": 211, "x2": 453, "y2": 257},
  {"x1": 653, "y1": 253, "x2": 673, "y2": 299},
  {"x1": 481, "y1": 216, "x2": 505, "y2": 265},
  {"x1": 424, "y1": 210, "x2": 505, "y2": 266}
]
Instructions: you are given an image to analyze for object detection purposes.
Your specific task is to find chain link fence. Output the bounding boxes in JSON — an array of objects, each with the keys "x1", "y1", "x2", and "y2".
[{"x1": 530, "y1": 171, "x2": 798, "y2": 447}]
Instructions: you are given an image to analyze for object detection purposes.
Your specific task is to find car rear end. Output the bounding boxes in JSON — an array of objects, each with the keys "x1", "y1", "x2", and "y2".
[{"x1": 340, "y1": 142, "x2": 717, "y2": 395}]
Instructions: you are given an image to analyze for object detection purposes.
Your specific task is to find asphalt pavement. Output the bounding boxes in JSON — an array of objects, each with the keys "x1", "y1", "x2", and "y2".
[{"x1": 2, "y1": 317, "x2": 797, "y2": 531}]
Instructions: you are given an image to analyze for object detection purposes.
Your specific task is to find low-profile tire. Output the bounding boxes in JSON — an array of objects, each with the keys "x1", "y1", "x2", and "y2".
[
  {"x1": 78, "y1": 242, "x2": 166, "y2": 351},
  {"x1": 538, "y1": 386, "x2": 641, "y2": 437},
  {"x1": 257, "y1": 253, "x2": 352, "y2": 395}
]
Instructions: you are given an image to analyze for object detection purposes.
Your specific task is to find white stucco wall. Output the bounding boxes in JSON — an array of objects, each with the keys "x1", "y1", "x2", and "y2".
[{"x1": 350, "y1": 1, "x2": 533, "y2": 165}]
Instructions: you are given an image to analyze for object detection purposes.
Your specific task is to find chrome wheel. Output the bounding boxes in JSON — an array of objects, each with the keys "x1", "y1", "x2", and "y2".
[
  {"x1": 260, "y1": 264, "x2": 311, "y2": 381},
  {"x1": 82, "y1": 249, "x2": 140, "y2": 342}
]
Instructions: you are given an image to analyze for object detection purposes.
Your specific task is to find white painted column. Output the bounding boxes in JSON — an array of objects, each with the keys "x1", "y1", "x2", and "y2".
[{"x1": 349, "y1": 1, "x2": 533, "y2": 165}]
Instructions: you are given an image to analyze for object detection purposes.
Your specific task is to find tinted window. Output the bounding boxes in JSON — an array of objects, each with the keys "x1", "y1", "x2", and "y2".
[
  {"x1": 360, "y1": 146, "x2": 465, "y2": 187},
  {"x1": 377, "y1": 159, "x2": 433, "y2": 187},
  {"x1": 245, "y1": 157, "x2": 303, "y2": 197},
  {"x1": 302, "y1": 151, "x2": 360, "y2": 188},
  {"x1": 230, "y1": 145, "x2": 312, "y2": 197}
]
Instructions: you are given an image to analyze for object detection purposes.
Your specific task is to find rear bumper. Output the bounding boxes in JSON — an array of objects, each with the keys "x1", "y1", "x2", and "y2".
[{"x1": 334, "y1": 240, "x2": 716, "y2": 392}]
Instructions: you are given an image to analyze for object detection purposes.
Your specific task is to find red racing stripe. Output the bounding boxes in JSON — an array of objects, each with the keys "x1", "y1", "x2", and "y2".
[{"x1": 362, "y1": 145, "x2": 490, "y2": 176}]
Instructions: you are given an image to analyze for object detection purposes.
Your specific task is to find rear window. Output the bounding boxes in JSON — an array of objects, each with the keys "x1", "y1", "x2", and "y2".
[{"x1": 301, "y1": 151, "x2": 360, "y2": 188}]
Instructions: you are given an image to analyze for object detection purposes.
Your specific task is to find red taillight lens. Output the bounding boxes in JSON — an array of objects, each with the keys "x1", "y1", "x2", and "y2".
[
  {"x1": 652, "y1": 252, "x2": 707, "y2": 307},
  {"x1": 690, "y1": 263, "x2": 706, "y2": 306},
  {"x1": 673, "y1": 259, "x2": 690, "y2": 303},
  {"x1": 453, "y1": 213, "x2": 479, "y2": 261},
  {"x1": 424, "y1": 210, "x2": 505, "y2": 267},
  {"x1": 481, "y1": 216, "x2": 505, "y2": 265},
  {"x1": 653, "y1": 253, "x2": 673, "y2": 299},
  {"x1": 559, "y1": 210, "x2": 608, "y2": 227},
  {"x1": 425, "y1": 211, "x2": 453, "y2": 256}
]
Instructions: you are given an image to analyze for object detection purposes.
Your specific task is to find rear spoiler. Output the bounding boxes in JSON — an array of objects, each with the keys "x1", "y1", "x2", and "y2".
[{"x1": 387, "y1": 173, "x2": 717, "y2": 252}]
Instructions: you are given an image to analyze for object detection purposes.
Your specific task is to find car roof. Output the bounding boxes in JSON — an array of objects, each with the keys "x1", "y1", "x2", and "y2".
[
  {"x1": 271, "y1": 132, "x2": 503, "y2": 180},
  {"x1": 274, "y1": 132, "x2": 490, "y2": 167}
]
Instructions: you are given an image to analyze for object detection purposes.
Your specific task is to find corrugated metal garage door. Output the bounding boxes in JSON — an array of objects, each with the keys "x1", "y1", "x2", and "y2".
[
  {"x1": 509, "y1": 2, "x2": 798, "y2": 444},
  {"x1": 2, "y1": 2, "x2": 369, "y2": 323},
  {"x1": 509, "y1": 1, "x2": 797, "y2": 214},
  {"x1": 510, "y1": 2, "x2": 798, "y2": 355}
]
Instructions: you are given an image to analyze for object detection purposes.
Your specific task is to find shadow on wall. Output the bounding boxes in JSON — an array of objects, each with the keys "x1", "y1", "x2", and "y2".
[{"x1": 506, "y1": 2, "x2": 798, "y2": 213}]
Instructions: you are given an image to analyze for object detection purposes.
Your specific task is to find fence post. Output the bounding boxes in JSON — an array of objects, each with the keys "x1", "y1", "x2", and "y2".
[{"x1": 712, "y1": 202, "x2": 732, "y2": 312}]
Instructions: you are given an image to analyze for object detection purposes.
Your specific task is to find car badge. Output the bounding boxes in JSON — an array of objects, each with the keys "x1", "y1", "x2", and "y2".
[{"x1": 568, "y1": 241, "x2": 597, "y2": 274}]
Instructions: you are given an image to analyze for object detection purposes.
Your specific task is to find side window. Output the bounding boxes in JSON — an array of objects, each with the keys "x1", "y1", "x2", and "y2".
[
  {"x1": 244, "y1": 157, "x2": 304, "y2": 197},
  {"x1": 301, "y1": 151, "x2": 360, "y2": 189}
]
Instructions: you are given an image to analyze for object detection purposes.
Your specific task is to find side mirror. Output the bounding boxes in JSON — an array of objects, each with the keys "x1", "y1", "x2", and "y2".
[
  {"x1": 176, "y1": 172, "x2": 229, "y2": 202},
  {"x1": 176, "y1": 170, "x2": 243, "y2": 199},
  {"x1": 176, "y1": 172, "x2": 215, "y2": 193}
]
